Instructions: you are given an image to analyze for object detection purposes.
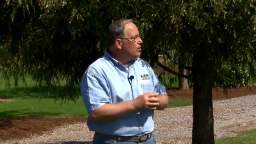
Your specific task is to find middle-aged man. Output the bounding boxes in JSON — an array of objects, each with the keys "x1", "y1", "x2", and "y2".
[{"x1": 81, "y1": 19, "x2": 169, "y2": 144}]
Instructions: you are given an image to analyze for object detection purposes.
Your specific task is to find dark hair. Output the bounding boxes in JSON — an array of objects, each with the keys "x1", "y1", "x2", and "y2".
[{"x1": 106, "y1": 19, "x2": 133, "y2": 48}]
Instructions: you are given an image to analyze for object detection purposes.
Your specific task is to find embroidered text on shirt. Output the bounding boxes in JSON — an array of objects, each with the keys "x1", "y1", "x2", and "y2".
[{"x1": 141, "y1": 74, "x2": 149, "y2": 80}]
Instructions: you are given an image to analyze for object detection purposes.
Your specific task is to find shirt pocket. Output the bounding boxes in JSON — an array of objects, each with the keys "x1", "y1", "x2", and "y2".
[{"x1": 141, "y1": 79, "x2": 154, "y2": 93}]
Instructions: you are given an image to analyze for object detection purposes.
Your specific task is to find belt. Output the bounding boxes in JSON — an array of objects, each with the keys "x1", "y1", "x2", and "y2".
[{"x1": 95, "y1": 132, "x2": 152, "y2": 142}]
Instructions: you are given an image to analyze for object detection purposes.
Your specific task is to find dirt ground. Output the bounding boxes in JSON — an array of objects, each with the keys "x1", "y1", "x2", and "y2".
[{"x1": 1, "y1": 86, "x2": 256, "y2": 141}]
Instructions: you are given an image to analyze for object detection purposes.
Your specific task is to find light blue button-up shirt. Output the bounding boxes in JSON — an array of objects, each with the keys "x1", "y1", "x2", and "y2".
[{"x1": 81, "y1": 52, "x2": 166, "y2": 136}]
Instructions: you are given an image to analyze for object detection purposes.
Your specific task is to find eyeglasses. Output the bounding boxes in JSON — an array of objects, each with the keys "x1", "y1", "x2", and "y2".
[{"x1": 119, "y1": 34, "x2": 142, "y2": 42}]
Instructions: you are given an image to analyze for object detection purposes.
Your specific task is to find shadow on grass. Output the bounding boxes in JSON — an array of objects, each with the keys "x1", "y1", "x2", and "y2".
[
  {"x1": 0, "y1": 86, "x2": 80, "y2": 99},
  {"x1": 0, "y1": 110, "x2": 62, "y2": 120}
]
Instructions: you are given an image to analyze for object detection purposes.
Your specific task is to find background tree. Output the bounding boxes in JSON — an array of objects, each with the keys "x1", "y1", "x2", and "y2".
[{"x1": 181, "y1": 1, "x2": 256, "y2": 144}]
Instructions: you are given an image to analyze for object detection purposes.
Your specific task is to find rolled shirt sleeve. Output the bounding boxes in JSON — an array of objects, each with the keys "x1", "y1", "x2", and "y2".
[{"x1": 81, "y1": 67, "x2": 111, "y2": 113}]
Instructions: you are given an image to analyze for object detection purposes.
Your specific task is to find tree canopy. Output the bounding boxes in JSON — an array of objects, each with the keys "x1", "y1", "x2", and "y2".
[{"x1": 2, "y1": 0, "x2": 255, "y2": 89}]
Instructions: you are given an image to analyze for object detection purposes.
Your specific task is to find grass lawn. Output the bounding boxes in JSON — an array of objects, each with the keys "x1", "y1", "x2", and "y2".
[
  {"x1": 0, "y1": 86, "x2": 191, "y2": 119},
  {"x1": 0, "y1": 97, "x2": 87, "y2": 119},
  {"x1": 168, "y1": 98, "x2": 192, "y2": 107},
  {"x1": 0, "y1": 75, "x2": 191, "y2": 119},
  {"x1": 216, "y1": 129, "x2": 256, "y2": 144},
  {"x1": 0, "y1": 76, "x2": 87, "y2": 119}
]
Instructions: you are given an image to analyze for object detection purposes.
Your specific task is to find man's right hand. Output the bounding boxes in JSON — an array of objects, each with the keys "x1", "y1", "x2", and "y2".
[{"x1": 133, "y1": 92, "x2": 160, "y2": 110}]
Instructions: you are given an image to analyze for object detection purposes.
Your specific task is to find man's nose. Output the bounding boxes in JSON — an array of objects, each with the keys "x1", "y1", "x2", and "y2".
[{"x1": 138, "y1": 37, "x2": 143, "y2": 44}]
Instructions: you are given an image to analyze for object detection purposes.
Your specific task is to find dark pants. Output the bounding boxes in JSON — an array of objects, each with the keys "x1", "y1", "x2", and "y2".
[{"x1": 92, "y1": 133, "x2": 157, "y2": 144}]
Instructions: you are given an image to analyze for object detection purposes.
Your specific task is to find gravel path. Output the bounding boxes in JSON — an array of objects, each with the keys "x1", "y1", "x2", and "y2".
[{"x1": 3, "y1": 95, "x2": 256, "y2": 144}]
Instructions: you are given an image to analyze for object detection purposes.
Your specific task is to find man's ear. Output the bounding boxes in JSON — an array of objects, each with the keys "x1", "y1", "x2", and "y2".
[{"x1": 115, "y1": 39, "x2": 123, "y2": 50}]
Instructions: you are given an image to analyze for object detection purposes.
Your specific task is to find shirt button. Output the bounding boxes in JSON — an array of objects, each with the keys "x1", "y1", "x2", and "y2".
[{"x1": 137, "y1": 112, "x2": 141, "y2": 115}]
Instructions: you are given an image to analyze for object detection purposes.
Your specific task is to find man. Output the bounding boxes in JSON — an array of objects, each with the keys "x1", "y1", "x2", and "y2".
[{"x1": 81, "y1": 19, "x2": 169, "y2": 144}]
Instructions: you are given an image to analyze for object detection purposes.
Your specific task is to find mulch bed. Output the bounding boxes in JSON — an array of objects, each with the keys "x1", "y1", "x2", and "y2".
[
  {"x1": 1, "y1": 86, "x2": 256, "y2": 141},
  {"x1": 0, "y1": 116, "x2": 85, "y2": 140}
]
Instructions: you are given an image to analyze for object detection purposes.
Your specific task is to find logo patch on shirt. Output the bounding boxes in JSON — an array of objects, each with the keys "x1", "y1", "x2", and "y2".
[{"x1": 141, "y1": 74, "x2": 150, "y2": 80}]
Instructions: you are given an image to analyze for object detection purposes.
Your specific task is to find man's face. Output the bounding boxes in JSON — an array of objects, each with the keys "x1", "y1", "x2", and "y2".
[{"x1": 120, "y1": 22, "x2": 143, "y2": 60}]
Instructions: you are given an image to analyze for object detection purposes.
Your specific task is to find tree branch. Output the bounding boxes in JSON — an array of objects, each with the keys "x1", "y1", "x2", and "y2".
[{"x1": 156, "y1": 61, "x2": 190, "y2": 78}]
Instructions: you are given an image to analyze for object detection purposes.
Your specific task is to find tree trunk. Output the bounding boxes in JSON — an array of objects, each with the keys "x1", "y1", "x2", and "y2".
[
  {"x1": 179, "y1": 68, "x2": 189, "y2": 89},
  {"x1": 178, "y1": 53, "x2": 189, "y2": 90},
  {"x1": 192, "y1": 49, "x2": 215, "y2": 144}
]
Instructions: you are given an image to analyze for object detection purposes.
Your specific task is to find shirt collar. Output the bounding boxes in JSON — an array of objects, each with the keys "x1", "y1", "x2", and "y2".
[{"x1": 104, "y1": 51, "x2": 137, "y2": 67}]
